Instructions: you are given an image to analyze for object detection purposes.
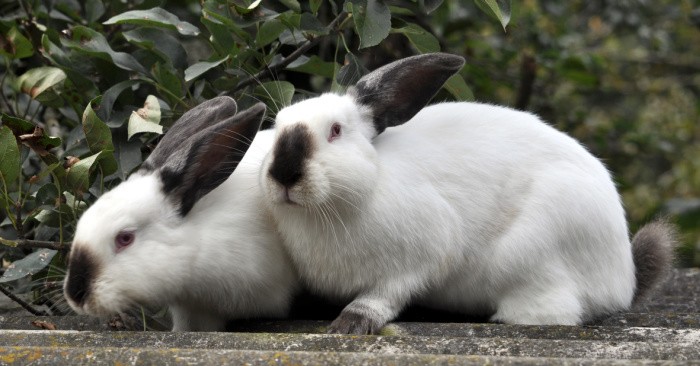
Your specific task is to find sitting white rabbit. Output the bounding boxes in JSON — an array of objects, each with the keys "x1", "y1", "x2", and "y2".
[
  {"x1": 259, "y1": 53, "x2": 675, "y2": 334},
  {"x1": 64, "y1": 98, "x2": 298, "y2": 331}
]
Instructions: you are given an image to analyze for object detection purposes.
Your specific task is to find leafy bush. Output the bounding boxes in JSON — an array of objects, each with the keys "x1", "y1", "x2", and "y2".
[{"x1": 0, "y1": 0, "x2": 698, "y2": 317}]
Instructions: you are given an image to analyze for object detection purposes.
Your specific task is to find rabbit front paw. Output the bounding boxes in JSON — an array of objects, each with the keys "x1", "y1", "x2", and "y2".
[{"x1": 327, "y1": 310, "x2": 383, "y2": 335}]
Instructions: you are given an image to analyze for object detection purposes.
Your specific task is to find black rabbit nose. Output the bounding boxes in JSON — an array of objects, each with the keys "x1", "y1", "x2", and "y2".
[
  {"x1": 65, "y1": 247, "x2": 98, "y2": 306},
  {"x1": 269, "y1": 124, "x2": 314, "y2": 188}
]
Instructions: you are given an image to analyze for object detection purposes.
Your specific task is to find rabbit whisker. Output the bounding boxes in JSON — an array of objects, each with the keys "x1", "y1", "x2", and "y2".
[
  {"x1": 214, "y1": 130, "x2": 254, "y2": 145},
  {"x1": 323, "y1": 201, "x2": 351, "y2": 239}
]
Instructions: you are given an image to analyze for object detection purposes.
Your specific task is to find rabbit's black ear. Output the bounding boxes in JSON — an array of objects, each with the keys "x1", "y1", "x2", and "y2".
[
  {"x1": 142, "y1": 96, "x2": 238, "y2": 170},
  {"x1": 349, "y1": 53, "x2": 465, "y2": 135},
  {"x1": 154, "y1": 103, "x2": 266, "y2": 216}
]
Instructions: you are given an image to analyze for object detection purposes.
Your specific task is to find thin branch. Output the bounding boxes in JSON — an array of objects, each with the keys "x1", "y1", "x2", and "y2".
[
  {"x1": 515, "y1": 53, "x2": 536, "y2": 111},
  {"x1": 228, "y1": 11, "x2": 350, "y2": 95},
  {"x1": 0, "y1": 283, "x2": 48, "y2": 316},
  {"x1": 8, "y1": 239, "x2": 70, "y2": 251}
]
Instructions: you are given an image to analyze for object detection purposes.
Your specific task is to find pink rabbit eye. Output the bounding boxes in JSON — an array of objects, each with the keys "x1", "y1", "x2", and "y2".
[
  {"x1": 329, "y1": 122, "x2": 341, "y2": 142},
  {"x1": 115, "y1": 231, "x2": 135, "y2": 252}
]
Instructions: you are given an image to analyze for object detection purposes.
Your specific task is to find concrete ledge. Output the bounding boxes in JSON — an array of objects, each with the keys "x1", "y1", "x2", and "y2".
[
  {"x1": 0, "y1": 346, "x2": 689, "y2": 366},
  {"x1": 0, "y1": 330, "x2": 697, "y2": 361}
]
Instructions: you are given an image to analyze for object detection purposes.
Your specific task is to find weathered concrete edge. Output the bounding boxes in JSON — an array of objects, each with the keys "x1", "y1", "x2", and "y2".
[
  {"x1": 1, "y1": 330, "x2": 698, "y2": 361},
  {"x1": 0, "y1": 346, "x2": 689, "y2": 366},
  {"x1": 3, "y1": 315, "x2": 700, "y2": 343},
  {"x1": 232, "y1": 320, "x2": 700, "y2": 343}
]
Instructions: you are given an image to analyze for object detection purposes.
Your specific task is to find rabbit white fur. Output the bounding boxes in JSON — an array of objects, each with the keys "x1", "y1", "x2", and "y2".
[
  {"x1": 260, "y1": 53, "x2": 675, "y2": 334},
  {"x1": 64, "y1": 98, "x2": 297, "y2": 331}
]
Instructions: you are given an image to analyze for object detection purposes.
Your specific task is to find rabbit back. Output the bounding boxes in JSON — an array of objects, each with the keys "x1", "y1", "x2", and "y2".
[{"x1": 375, "y1": 102, "x2": 634, "y2": 323}]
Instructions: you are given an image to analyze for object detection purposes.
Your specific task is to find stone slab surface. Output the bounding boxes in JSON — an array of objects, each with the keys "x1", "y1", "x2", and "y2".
[{"x1": 0, "y1": 347, "x2": 688, "y2": 366}]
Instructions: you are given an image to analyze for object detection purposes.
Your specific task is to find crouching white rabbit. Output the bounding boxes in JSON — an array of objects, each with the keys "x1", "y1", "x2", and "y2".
[
  {"x1": 64, "y1": 97, "x2": 298, "y2": 331},
  {"x1": 259, "y1": 53, "x2": 676, "y2": 334}
]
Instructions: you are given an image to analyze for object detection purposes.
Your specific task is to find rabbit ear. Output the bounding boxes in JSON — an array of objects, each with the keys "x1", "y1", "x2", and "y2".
[
  {"x1": 147, "y1": 103, "x2": 266, "y2": 216},
  {"x1": 143, "y1": 96, "x2": 238, "y2": 169},
  {"x1": 349, "y1": 53, "x2": 465, "y2": 135}
]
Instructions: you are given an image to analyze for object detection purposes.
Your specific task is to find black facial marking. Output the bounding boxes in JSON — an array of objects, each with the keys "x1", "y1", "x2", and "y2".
[
  {"x1": 269, "y1": 124, "x2": 314, "y2": 188},
  {"x1": 65, "y1": 247, "x2": 99, "y2": 306}
]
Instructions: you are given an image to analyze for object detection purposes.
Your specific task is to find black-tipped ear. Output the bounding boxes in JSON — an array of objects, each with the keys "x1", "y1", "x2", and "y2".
[
  {"x1": 349, "y1": 53, "x2": 465, "y2": 135},
  {"x1": 158, "y1": 103, "x2": 266, "y2": 216},
  {"x1": 142, "y1": 96, "x2": 238, "y2": 171}
]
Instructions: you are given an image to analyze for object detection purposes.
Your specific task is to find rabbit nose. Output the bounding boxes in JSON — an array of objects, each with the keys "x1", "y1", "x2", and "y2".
[
  {"x1": 269, "y1": 167, "x2": 303, "y2": 188},
  {"x1": 269, "y1": 124, "x2": 313, "y2": 188},
  {"x1": 64, "y1": 247, "x2": 98, "y2": 306}
]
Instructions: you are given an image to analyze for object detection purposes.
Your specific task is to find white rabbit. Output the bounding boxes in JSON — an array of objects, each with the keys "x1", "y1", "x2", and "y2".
[
  {"x1": 259, "y1": 53, "x2": 676, "y2": 334},
  {"x1": 64, "y1": 97, "x2": 298, "y2": 331}
]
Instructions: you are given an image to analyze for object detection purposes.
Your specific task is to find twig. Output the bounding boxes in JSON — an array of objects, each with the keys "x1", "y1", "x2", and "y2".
[
  {"x1": 515, "y1": 53, "x2": 536, "y2": 111},
  {"x1": 228, "y1": 11, "x2": 350, "y2": 95},
  {"x1": 0, "y1": 283, "x2": 48, "y2": 316},
  {"x1": 8, "y1": 239, "x2": 70, "y2": 251}
]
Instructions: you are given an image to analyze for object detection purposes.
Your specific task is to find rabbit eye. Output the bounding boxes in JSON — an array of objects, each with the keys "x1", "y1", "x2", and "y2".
[
  {"x1": 115, "y1": 231, "x2": 135, "y2": 252},
  {"x1": 328, "y1": 122, "x2": 341, "y2": 142}
]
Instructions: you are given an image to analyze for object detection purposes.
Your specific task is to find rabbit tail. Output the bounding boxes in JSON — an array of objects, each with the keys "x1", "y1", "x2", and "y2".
[{"x1": 631, "y1": 219, "x2": 677, "y2": 302}]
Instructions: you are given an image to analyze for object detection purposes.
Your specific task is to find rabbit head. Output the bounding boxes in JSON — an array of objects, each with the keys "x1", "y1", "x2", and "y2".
[
  {"x1": 64, "y1": 98, "x2": 266, "y2": 317},
  {"x1": 260, "y1": 53, "x2": 465, "y2": 211}
]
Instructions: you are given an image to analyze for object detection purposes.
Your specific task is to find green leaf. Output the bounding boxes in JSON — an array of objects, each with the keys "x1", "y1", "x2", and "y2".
[
  {"x1": 0, "y1": 114, "x2": 62, "y2": 150},
  {"x1": 82, "y1": 98, "x2": 118, "y2": 177},
  {"x1": 16, "y1": 67, "x2": 67, "y2": 99},
  {"x1": 256, "y1": 19, "x2": 286, "y2": 48},
  {"x1": 62, "y1": 26, "x2": 148, "y2": 74},
  {"x1": 0, "y1": 27, "x2": 34, "y2": 59},
  {"x1": 348, "y1": 0, "x2": 391, "y2": 49},
  {"x1": 113, "y1": 129, "x2": 143, "y2": 180},
  {"x1": 394, "y1": 23, "x2": 440, "y2": 53},
  {"x1": 184, "y1": 55, "x2": 229, "y2": 82},
  {"x1": 82, "y1": 97, "x2": 115, "y2": 154},
  {"x1": 287, "y1": 55, "x2": 338, "y2": 78},
  {"x1": 123, "y1": 28, "x2": 188, "y2": 70},
  {"x1": 299, "y1": 13, "x2": 328, "y2": 35},
  {"x1": 97, "y1": 80, "x2": 140, "y2": 124},
  {"x1": 444, "y1": 74, "x2": 475, "y2": 101},
  {"x1": 0, "y1": 249, "x2": 57, "y2": 283},
  {"x1": 128, "y1": 95, "x2": 162, "y2": 140},
  {"x1": 202, "y1": 17, "x2": 238, "y2": 55},
  {"x1": 153, "y1": 63, "x2": 183, "y2": 103},
  {"x1": 66, "y1": 151, "x2": 111, "y2": 193},
  {"x1": 310, "y1": 0, "x2": 323, "y2": 15},
  {"x1": 201, "y1": 2, "x2": 251, "y2": 43},
  {"x1": 0, "y1": 125, "x2": 20, "y2": 187},
  {"x1": 254, "y1": 81, "x2": 295, "y2": 110},
  {"x1": 33, "y1": 203, "x2": 74, "y2": 227},
  {"x1": 474, "y1": 0, "x2": 511, "y2": 30},
  {"x1": 39, "y1": 34, "x2": 69, "y2": 65},
  {"x1": 104, "y1": 7, "x2": 201, "y2": 36},
  {"x1": 35, "y1": 175, "x2": 59, "y2": 205},
  {"x1": 279, "y1": 0, "x2": 301, "y2": 12},
  {"x1": 232, "y1": 0, "x2": 262, "y2": 15},
  {"x1": 85, "y1": 0, "x2": 106, "y2": 23},
  {"x1": 419, "y1": 0, "x2": 444, "y2": 13}
]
